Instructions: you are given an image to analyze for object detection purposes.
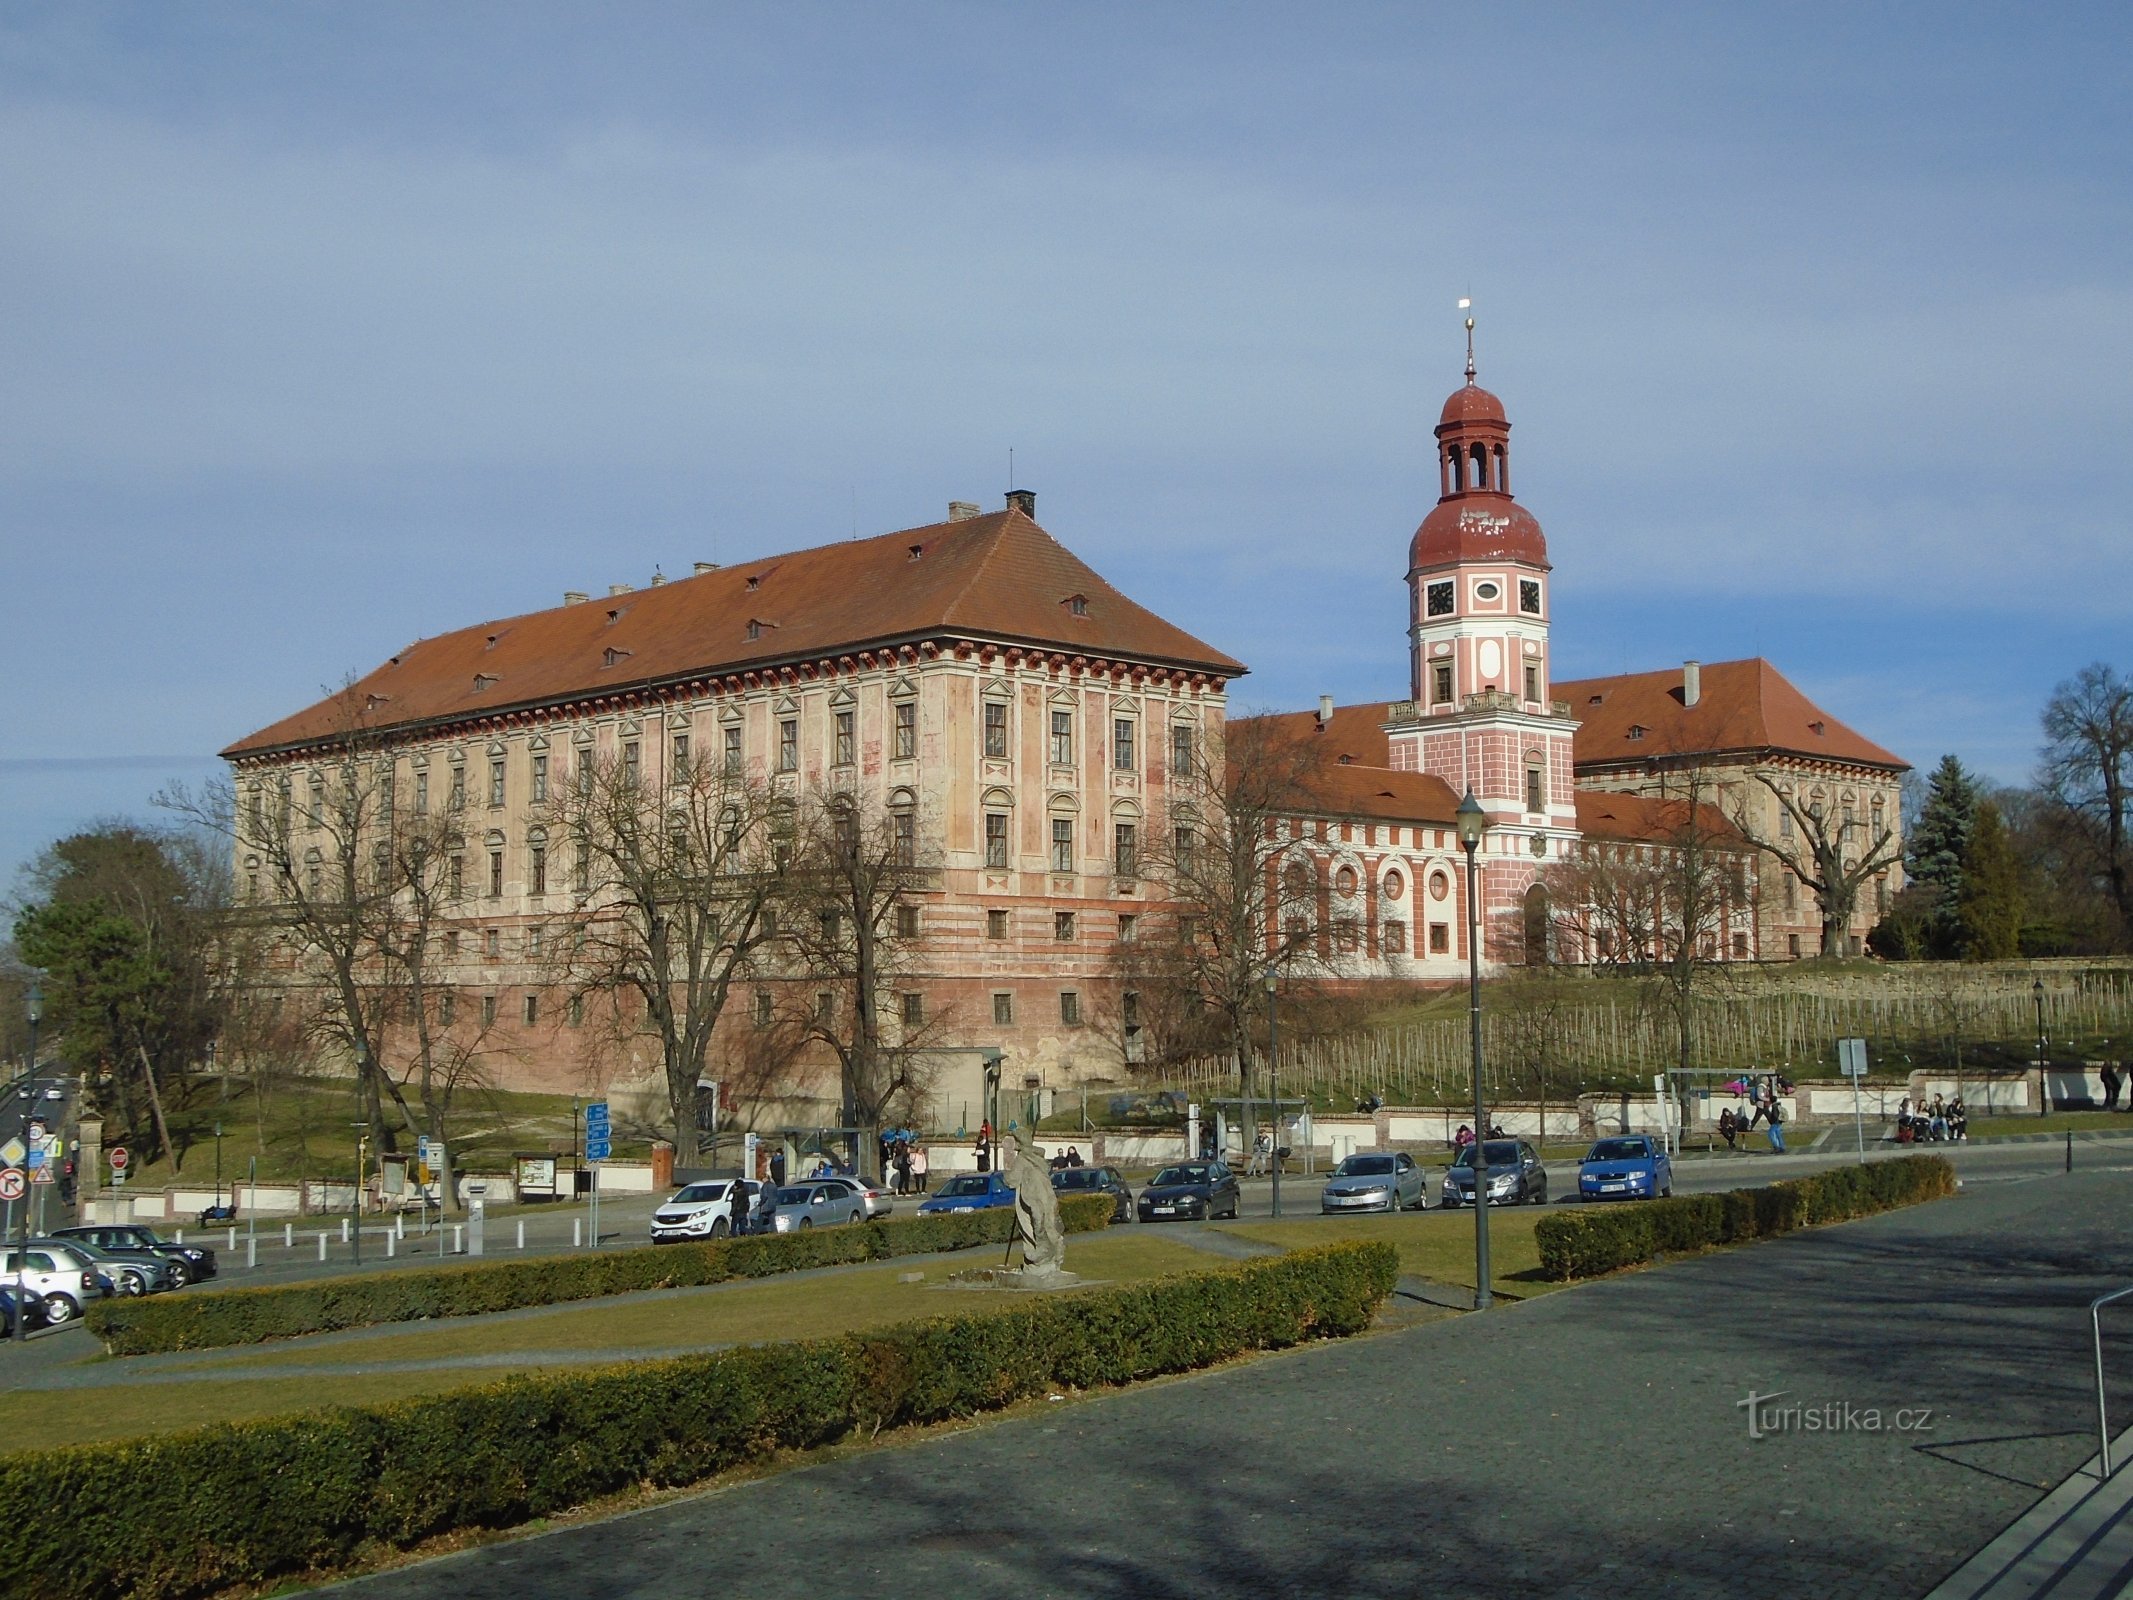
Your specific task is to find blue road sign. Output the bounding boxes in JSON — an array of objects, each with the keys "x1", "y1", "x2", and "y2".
[{"x1": 585, "y1": 1101, "x2": 611, "y2": 1162}]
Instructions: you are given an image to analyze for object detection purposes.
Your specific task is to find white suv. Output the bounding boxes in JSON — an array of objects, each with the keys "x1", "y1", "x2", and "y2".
[
  {"x1": 0, "y1": 1244, "x2": 105, "y2": 1324},
  {"x1": 649, "y1": 1179, "x2": 751, "y2": 1242}
]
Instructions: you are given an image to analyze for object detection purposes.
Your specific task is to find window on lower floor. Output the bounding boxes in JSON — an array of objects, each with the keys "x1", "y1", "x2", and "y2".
[
  {"x1": 1525, "y1": 766, "x2": 1545, "y2": 814},
  {"x1": 1384, "y1": 920, "x2": 1406, "y2": 954},
  {"x1": 568, "y1": 994, "x2": 583, "y2": 1027},
  {"x1": 987, "y1": 908, "x2": 1010, "y2": 940},
  {"x1": 1051, "y1": 817, "x2": 1074, "y2": 873},
  {"x1": 895, "y1": 904, "x2": 920, "y2": 939},
  {"x1": 480, "y1": 994, "x2": 497, "y2": 1027},
  {"x1": 1732, "y1": 932, "x2": 1749, "y2": 958},
  {"x1": 488, "y1": 851, "x2": 504, "y2": 897},
  {"x1": 522, "y1": 994, "x2": 538, "y2": 1025},
  {"x1": 754, "y1": 989, "x2": 774, "y2": 1026},
  {"x1": 1333, "y1": 917, "x2": 1360, "y2": 953},
  {"x1": 985, "y1": 811, "x2": 1009, "y2": 868},
  {"x1": 1787, "y1": 933, "x2": 1802, "y2": 958},
  {"x1": 1059, "y1": 991, "x2": 1081, "y2": 1026},
  {"x1": 901, "y1": 991, "x2": 924, "y2": 1027},
  {"x1": 1055, "y1": 911, "x2": 1075, "y2": 941},
  {"x1": 992, "y1": 992, "x2": 1014, "y2": 1025},
  {"x1": 485, "y1": 928, "x2": 501, "y2": 958},
  {"x1": 1432, "y1": 661, "x2": 1454, "y2": 704},
  {"x1": 1428, "y1": 922, "x2": 1450, "y2": 954},
  {"x1": 1114, "y1": 822, "x2": 1137, "y2": 879},
  {"x1": 1118, "y1": 912, "x2": 1137, "y2": 942}
]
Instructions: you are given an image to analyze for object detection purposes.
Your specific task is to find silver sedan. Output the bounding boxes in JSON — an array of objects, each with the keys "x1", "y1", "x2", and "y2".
[
  {"x1": 768, "y1": 1182, "x2": 867, "y2": 1232},
  {"x1": 811, "y1": 1174, "x2": 895, "y2": 1220},
  {"x1": 1320, "y1": 1152, "x2": 1427, "y2": 1213}
]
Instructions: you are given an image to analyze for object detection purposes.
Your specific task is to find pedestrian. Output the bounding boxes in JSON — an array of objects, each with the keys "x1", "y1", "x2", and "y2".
[
  {"x1": 1718, "y1": 1108, "x2": 1738, "y2": 1151},
  {"x1": 2102, "y1": 1061, "x2": 2123, "y2": 1112},
  {"x1": 1767, "y1": 1098, "x2": 1787, "y2": 1154},
  {"x1": 1249, "y1": 1130, "x2": 1270, "y2": 1176},
  {"x1": 1948, "y1": 1095, "x2": 1969, "y2": 1141},
  {"x1": 910, "y1": 1141, "x2": 929, "y2": 1195},
  {"x1": 1067, "y1": 1146, "x2": 1083, "y2": 1168},
  {"x1": 975, "y1": 1134, "x2": 990, "y2": 1173},
  {"x1": 893, "y1": 1142, "x2": 912, "y2": 1196},
  {"x1": 769, "y1": 1148, "x2": 786, "y2": 1185},
  {"x1": 1453, "y1": 1124, "x2": 1474, "y2": 1150}
]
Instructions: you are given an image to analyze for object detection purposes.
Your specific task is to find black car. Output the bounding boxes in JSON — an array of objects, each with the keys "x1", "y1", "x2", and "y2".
[
  {"x1": 1051, "y1": 1164, "x2": 1134, "y2": 1223},
  {"x1": 55, "y1": 1225, "x2": 216, "y2": 1286},
  {"x1": 0, "y1": 1285, "x2": 48, "y2": 1336},
  {"x1": 1136, "y1": 1161, "x2": 1241, "y2": 1222}
]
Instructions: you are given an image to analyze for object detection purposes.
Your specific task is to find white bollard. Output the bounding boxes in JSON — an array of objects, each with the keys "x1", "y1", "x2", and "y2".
[
  {"x1": 572, "y1": 1218, "x2": 582, "y2": 1247},
  {"x1": 341, "y1": 1218, "x2": 350, "y2": 1243},
  {"x1": 228, "y1": 1227, "x2": 237, "y2": 1251},
  {"x1": 175, "y1": 1229, "x2": 185, "y2": 1244},
  {"x1": 246, "y1": 1236, "x2": 257, "y2": 1269},
  {"x1": 453, "y1": 1224, "x2": 463, "y2": 1253},
  {"x1": 395, "y1": 1213, "x2": 405, "y2": 1239},
  {"x1": 516, "y1": 1219, "x2": 525, "y2": 1250},
  {"x1": 385, "y1": 1231, "x2": 395, "y2": 1258},
  {"x1": 284, "y1": 1223, "x2": 293, "y2": 1248},
  {"x1": 318, "y1": 1232, "x2": 327, "y2": 1262}
]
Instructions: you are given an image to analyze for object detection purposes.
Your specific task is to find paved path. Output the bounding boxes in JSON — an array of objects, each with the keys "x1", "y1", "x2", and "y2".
[{"x1": 304, "y1": 1163, "x2": 2133, "y2": 1600}]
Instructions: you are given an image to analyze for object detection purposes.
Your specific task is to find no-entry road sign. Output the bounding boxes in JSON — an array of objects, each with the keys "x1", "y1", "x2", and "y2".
[{"x1": 108, "y1": 1146, "x2": 130, "y2": 1173}]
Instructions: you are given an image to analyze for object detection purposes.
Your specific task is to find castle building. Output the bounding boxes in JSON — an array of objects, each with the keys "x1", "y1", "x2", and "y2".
[{"x1": 224, "y1": 358, "x2": 1905, "y2": 1104}]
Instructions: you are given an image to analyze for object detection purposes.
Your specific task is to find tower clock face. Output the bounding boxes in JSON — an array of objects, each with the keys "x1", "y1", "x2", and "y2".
[
  {"x1": 1520, "y1": 579, "x2": 1541, "y2": 614},
  {"x1": 1426, "y1": 581, "x2": 1455, "y2": 617}
]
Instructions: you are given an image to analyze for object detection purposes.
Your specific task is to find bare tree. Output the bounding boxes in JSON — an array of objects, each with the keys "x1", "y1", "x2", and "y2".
[
  {"x1": 1493, "y1": 976, "x2": 1582, "y2": 1150},
  {"x1": 545, "y1": 747, "x2": 785, "y2": 1165},
  {"x1": 162, "y1": 690, "x2": 424, "y2": 1153},
  {"x1": 769, "y1": 788, "x2": 943, "y2": 1179},
  {"x1": 1734, "y1": 775, "x2": 1903, "y2": 957},
  {"x1": 1117, "y1": 713, "x2": 1325, "y2": 1097},
  {"x1": 2038, "y1": 661, "x2": 2133, "y2": 942}
]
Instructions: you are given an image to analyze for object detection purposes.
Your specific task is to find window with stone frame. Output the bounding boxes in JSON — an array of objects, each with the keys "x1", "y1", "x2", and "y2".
[
  {"x1": 834, "y1": 710, "x2": 855, "y2": 767},
  {"x1": 1051, "y1": 817, "x2": 1074, "y2": 873},
  {"x1": 481, "y1": 995, "x2": 497, "y2": 1027},
  {"x1": 1429, "y1": 922, "x2": 1450, "y2": 954},
  {"x1": 1113, "y1": 718, "x2": 1135, "y2": 772},
  {"x1": 723, "y1": 724, "x2": 743, "y2": 776},
  {"x1": 1171, "y1": 724, "x2": 1193, "y2": 777},
  {"x1": 1432, "y1": 661, "x2": 1454, "y2": 704},
  {"x1": 1049, "y1": 708, "x2": 1073, "y2": 766},
  {"x1": 779, "y1": 719, "x2": 798, "y2": 773},
  {"x1": 900, "y1": 992, "x2": 924, "y2": 1026},
  {"x1": 984, "y1": 700, "x2": 1009, "y2": 759},
  {"x1": 622, "y1": 741, "x2": 641, "y2": 789},
  {"x1": 894, "y1": 700, "x2": 917, "y2": 761},
  {"x1": 892, "y1": 806, "x2": 916, "y2": 866},
  {"x1": 986, "y1": 908, "x2": 1010, "y2": 940},
  {"x1": 671, "y1": 732, "x2": 690, "y2": 780},
  {"x1": 754, "y1": 988, "x2": 774, "y2": 1026},
  {"x1": 1384, "y1": 920, "x2": 1406, "y2": 954},
  {"x1": 488, "y1": 850, "x2": 504, "y2": 897},
  {"x1": 523, "y1": 994, "x2": 539, "y2": 1025},
  {"x1": 992, "y1": 992, "x2": 1014, "y2": 1025},
  {"x1": 489, "y1": 757, "x2": 507, "y2": 808},
  {"x1": 896, "y1": 904, "x2": 920, "y2": 938},
  {"x1": 1114, "y1": 821, "x2": 1137, "y2": 878},
  {"x1": 984, "y1": 811, "x2": 1009, "y2": 869},
  {"x1": 1059, "y1": 991, "x2": 1082, "y2": 1026},
  {"x1": 529, "y1": 842, "x2": 548, "y2": 895},
  {"x1": 1054, "y1": 911, "x2": 1076, "y2": 941}
]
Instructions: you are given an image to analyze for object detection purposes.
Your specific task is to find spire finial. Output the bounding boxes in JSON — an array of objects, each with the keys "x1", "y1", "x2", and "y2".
[{"x1": 1459, "y1": 296, "x2": 1476, "y2": 384}]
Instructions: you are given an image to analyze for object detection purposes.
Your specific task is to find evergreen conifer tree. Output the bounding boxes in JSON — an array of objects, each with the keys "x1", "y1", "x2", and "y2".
[
  {"x1": 1957, "y1": 798, "x2": 2025, "y2": 959},
  {"x1": 1909, "y1": 754, "x2": 1980, "y2": 958}
]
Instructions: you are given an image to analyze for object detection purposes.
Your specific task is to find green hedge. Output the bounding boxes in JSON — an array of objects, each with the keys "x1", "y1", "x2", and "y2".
[
  {"x1": 88, "y1": 1193, "x2": 1116, "y2": 1357},
  {"x1": 2, "y1": 1240, "x2": 1396, "y2": 1600},
  {"x1": 1535, "y1": 1154, "x2": 1956, "y2": 1281}
]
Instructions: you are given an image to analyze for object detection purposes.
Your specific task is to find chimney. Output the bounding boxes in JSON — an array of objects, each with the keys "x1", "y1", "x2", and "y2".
[
  {"x1": 608, "y1": 583, "x2": 634, "y2": 597},
  {"x1": 1683, "y1": 660, "x2": 1702, "y2": 708},
  {"x1": 693, "y1": 561, "x2": 719, "y2": 575},
  {"x1": 1317, "y1": 694, "x2": 1335, "y2": 730},
  {"x1": 563, "y1": 591, "x2": 589, "y2": 606},
  {"x1": 649, "y1": 570, "x2": 666, "y2": 587},
  {"x1": 1004, "y1": 488, "x2": 1036, "y2": 518},
  {"x1": 947, "y1": 500, "x2": 981, "y2": 522}
]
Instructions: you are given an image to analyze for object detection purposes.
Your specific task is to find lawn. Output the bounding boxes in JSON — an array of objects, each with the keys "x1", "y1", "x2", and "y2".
[
  {"x1": 0, "y1": 1231, "x2": 1214, "y2": 1449},
  {"x1": 1968, "y1": 1109, "x2": 2133, "y2": 1139},
  {"x1": 1215, "y1": 1209, "x2": 1566, "y2": 1299}
]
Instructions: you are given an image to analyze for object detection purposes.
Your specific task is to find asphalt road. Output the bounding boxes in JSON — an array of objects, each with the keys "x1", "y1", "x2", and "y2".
[{"x1": 310, "y1": 1158, "x2": 2133, "y2": 1600}]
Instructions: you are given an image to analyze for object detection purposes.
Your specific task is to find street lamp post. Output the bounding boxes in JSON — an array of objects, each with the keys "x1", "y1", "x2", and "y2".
[
  {"x1": 351, "y1": 1121, "x2": 368, "y2": 1266},
  {"x1": 982, "y1": 1049, "x2": 1003, "y2": 1175},
  {"x1": 1455, "y1": 790, "x2": 1493, "y2": 1311},
  {"x1": 214, "y1": 1121, "x2": 224, "y2": 1215},
  {"x1": 1265, "y1": 966, "x2": 1282, "y2": 1218},
  {"x1": 2034, "y1": 977, "x2": 2049, "y2": 1119}
]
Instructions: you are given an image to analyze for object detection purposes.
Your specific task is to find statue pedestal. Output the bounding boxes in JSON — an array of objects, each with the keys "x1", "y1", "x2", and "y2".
[{"x1": 944, "y1": 1265, "x2": 1085, "y2": 1292}]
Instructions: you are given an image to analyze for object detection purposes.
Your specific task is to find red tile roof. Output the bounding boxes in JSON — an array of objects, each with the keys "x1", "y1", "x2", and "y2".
[
  {"x1": 1234, "y1": 710, "x2": 1459, "y2": 826},
  {"x1": 225, "y1": 510, "x2": 1247, "y2": 757},
  {"x1": 1574, "y1": 790, "x2": 1741, "y2": 845},
  {"x1": 1555, "y1": 658, "x2": 1906, "y2": 772}
]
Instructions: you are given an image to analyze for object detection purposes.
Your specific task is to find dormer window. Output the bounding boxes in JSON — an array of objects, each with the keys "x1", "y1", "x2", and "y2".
[
  {"x1": 606, "y1": 609, "x2": 622, "y2": 624},
  {"x1": 746, "y1": 575, "x2": 761, "y2": 591},
  {"x1": 1809, "y1": 720, "x2": 1826, "y2": 736},
  {"x1": 908, "y1": 544, "x2": 924, "y2": 561},
  {"x1": 603, "y1": 647, "x2": 631, "y2": 668},
  {"x1": 1064, "y1": 594, "x2": 1089, "y2": 616},
  {"x1": 1627, "y1": 724, "x2": 1647, "y2": 741},
  {"x1": 473, "y1": 673, "x2": 499, "y2": 692}
]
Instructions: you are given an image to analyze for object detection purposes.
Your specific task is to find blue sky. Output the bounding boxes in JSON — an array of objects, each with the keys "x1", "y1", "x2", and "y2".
[{"x1": 3, "y1": 3, "x2": 2129, "y2": 894}]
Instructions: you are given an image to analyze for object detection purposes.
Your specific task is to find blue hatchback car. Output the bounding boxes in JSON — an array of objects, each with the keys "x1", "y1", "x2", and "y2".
[
  {"x1": 1577, "y1": 1135, "x2": 1674, "y2": 1201},
  {"x1": 917, "y1": 1172, "x2": 1017, "y2": 1214}
]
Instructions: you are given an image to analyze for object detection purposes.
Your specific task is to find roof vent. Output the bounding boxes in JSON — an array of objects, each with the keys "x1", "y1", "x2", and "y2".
[
  {"x1": 909, "y1": 543, "x2": 925, "y2": 561},
  {"x1": 693, "y1": 561, "x2": 719, "y2": 576},
  {"x1": 1587, "y1": 693, "x2": 1604, "y2": 705},
  {"x1": 1318, "y1": 695, "x2": 1335, "y2": 729},
  {"x1": 1683, "y1": 659, "x2": 1702, "y2": 708},
  {"x1": 948, "y1": 500, "x2": 981, "y2": 521},
  {"x1": 1005, "y1": 488, "x2": 1036, "y2": 518},
  {"x1": 563, "y1": 591, "x2": 589, "y2": 606},
  {"x1": 608, "y1": 583, "x2": 633, "y2": 597},
  {"x1": 746, "y1": 575, "x2": 761, "y2": 591}
]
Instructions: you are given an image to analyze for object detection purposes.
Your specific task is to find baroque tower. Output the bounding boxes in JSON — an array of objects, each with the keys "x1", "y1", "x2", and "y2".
[{"x1": 1384, "y1": 319, "x2": 1580, "y2": 933}]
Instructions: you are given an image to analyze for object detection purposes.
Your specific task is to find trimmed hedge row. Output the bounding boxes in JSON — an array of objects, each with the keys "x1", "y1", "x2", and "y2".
[
  {"x1": 87, "y1": 1193, "x2": 1116, "y2": 1357},
  {"x1": 1534, "y1": 1154, "x2": 1957, "y2": 1281},
  {"x1": 3, "y1": 1239, "x2": 1397, "y2": 1600}
]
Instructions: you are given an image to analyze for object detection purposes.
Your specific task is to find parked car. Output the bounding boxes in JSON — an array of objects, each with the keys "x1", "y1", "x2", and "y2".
[
  {"x1": 54, "y1": 1224, "x2": 217, "y2": 1285},
  {"x1": 1439, "y1": 1140, "x2": 1548, "y2": 1208},
  {"x1": 917, "y1": 1172, "x2": 1017, "y2": 1215},
  {"x1": 1319, "y1": 1151, "x2": 1427, "y2": 1214},
  {"x1": 811, "y1": 1174, "x2": 895, "y2": 1220},
  {"x1": 0, "y1": 1285, "x2": 48, "y2": 1336},
  {"x1": 28, "y1": 1235, "x2": 176, "y2": 1296},
  {"x1": 768, "y1": 1182, "x2": 867, "y2": 1232},
  {"x1": 649, "y1": 1179, "x2": 751, "y2": 1242},
  {"x1": 0, "y1": 1243, "x2": 110, "y2": 1324},
  {"x1": 1137, "y1": 1162, "x2": 1241, "y2": 1222},
  {"x1": 1577, "y1": 1135, "x2": 1674, "y2": 1201},
  {"x1": 1051, "y1": 1164, "x2": 1133, "y2": 1223}
]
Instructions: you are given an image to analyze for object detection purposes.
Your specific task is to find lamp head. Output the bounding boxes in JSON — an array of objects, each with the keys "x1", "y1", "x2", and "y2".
[
  {"x1": 1454, "y1": 790, "x2": 1488, "y2": 850},
  {"x1": 1264, "y1": 966, "x2": 1278, "y2": 995},
  {"x1": 2034, "y1": 977, "x2": 2044, "y2": 998},
  {"x1": 25, "y1": 981, "x2": 43, "y2": 1025}
]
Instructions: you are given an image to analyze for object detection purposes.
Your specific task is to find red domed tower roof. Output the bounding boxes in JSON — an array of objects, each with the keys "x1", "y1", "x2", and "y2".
[{"x1": 1409, "y1": 347, "x2": 1549, "y2": 572}]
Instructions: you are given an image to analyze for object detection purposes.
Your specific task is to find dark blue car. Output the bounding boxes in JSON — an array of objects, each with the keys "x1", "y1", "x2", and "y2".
[
  {"x1": 917, "y1": 1171, "x2": 1016, "y2": 1214},
  {"x1": 1577, "y1": 1135, "x2": 1674, "y2": 1201}
]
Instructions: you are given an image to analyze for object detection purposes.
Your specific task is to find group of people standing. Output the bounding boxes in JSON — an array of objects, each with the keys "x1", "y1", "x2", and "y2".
[
  {"x1": 1717, "y1": 1077, "x2": 1793, "y2": 1153},
  {"x1": 880, "y1": 1135, "x2": 930, "y2": 1196}
]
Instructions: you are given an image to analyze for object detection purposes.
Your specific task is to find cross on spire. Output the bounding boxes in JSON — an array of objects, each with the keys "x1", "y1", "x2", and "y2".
[{"x1": 1459, "y1": 296, "x2": 1477, "y2": 384}]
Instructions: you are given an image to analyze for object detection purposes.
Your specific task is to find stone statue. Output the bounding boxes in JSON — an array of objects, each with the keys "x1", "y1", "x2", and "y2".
[{"x1": 1001, "y1": 1133, "x2": 1068, "y2": 1278}]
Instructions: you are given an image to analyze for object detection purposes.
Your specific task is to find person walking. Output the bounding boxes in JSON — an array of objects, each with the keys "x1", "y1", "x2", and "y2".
[
  {"x1": 2102, "y1": 1060, "x2": 2123, "y2": 1112},
  {"x1": 1767, "y1": 1097, "x2": 1787, "y2": 1154},
  {"x1": 910, "y1": 1142, "x2": 929, "y2": 1196}
]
